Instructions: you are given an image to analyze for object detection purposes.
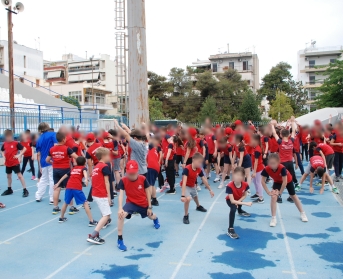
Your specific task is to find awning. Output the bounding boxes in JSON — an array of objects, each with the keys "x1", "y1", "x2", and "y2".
[
  {"x1": 191, "y1": 63, "x2": 211, "y2": 67},
  {"x1": 68, "y1": 73, "x2": 100, "y2": 82},
  {"x1": 69, "y1": 61, "x2": 99, "y2": 68},
  {"x1": 47, "y1": 71, "x2": 62, "y2": 79}
]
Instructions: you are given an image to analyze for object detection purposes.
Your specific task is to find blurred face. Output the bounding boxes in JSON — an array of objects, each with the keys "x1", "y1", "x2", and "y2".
[
  {"x1": 5, "y1": 134, "x2": 13, "y2": 142},
  {"x1": 192, "y1": 157, "x2": 203, "y2": 169},
  {"x1": 102, "y1": 153, "x2": 111, "y2": 163},
  {"x1": 127, "y1": 172, "x2": 139, "y2": 181},
  {"x1": 233, "y1": 171, "x2": 244, "y2": 184},
  {"x1": 219, "y1": 142, "x2": 227, "y2": 149},
  {"x1": 268, "y1": 158, "x2": 279, "y2": 170},
  {"x1": 152, "y1": 138, "x2": 159, "y2": 147}
]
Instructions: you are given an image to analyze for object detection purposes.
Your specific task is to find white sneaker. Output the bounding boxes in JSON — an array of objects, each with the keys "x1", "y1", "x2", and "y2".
[
  {"x1": 300, "y1": 212, "x2": 308, "y2": 222},
  {"x1": 214, "y1": 177, "x2": 220, "y2": 183},
  {"x1": 208, "y1": 173, "x2": 212, "y2": 178},
  {"x1": 196, "y1": 185, "x2": 201, "y2": 191},
  {"x1": 270, "y1": 217, "x2": 277, "y2": 227},
  {"x1": 218, "y1": 183, "x2": 224, "y2": 189}
]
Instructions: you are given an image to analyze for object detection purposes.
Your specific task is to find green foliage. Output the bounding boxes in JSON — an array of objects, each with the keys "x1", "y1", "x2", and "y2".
[
  {"x1": 287, "y1": 79, "x2": 308, "y2": 116},
  {"x1": 148, "y1": 71, "x2": 173, "y2": 100},
  {"x1": 149, "y1": 97, "x2": 165, "y2": 121},
  {"x1": 198, "y1": 96, "x2": 218, "y2": 122},
  {"x1": 62, "y1": 96, "x2": 80, "y2": 108},
  {"x1": 316, "y1": 57, "x2": 343, "y2": 108},
  {"x1": 168, "y1": 67, "x2": 192, "y2": 95},
  {"x1": 196, "y1": 70, "x2": 219, "y2": 98},
  {"x1": 238, "y1": 90, "x2": 261, "y2": 122},
  {"x1": 269, "y1": 91, "x2": 294, "y2": 121}
]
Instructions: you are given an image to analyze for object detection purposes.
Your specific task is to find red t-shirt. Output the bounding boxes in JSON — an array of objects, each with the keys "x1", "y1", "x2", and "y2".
[
  {"x1": 219, "y1": 144, "x2": 232, "y2": 157},
  {"x1": 196, "y1": 138, "x2": 204, "y2": 155},
  {"x1": 49, "y1": 145, "x2": 74, "y2": 169},
  {"x1": 261, "y1": 137, "x2": 269, "y2": 153},
  {"x1": 118, "y1": 175, "x2": 150, "y2": 207},
  {"x1": 277, "y1": 138, "x2": 294, "y2": 163},
  {"x1": 244, "y1": 133, "x2": 253, "y2": 155},
  {"x1": 182, "y1": 165, "x2": 204, "y2": 187},
  {"x1": 234, "y1": 144, "x2": 248, "y2": 157},
  {"x1": 225, "y1": 181, "x2": 249, "y2": 200},
  {"x1": 261, "y1": 164, "x2": 292, "y2": 184},
  {"x1": 331, "y1": 131, "x2": 343, "y2": 153},
  {"x1": 205, "y1": 134, "x2": 216, "y2": 154},
  {"x1": 86, "y1": 143, "x2": 102, "y2": 165},
  {"x1": 91, "y1": 162, "x2": 111, "y2": 198},
  {"x1": 185, "y1": 142, "x2": 197, "y2": 159},
  {"x1": 269, "y1": 136, "x2": 278, "y2": 153},
  {"x1": 65, "y1": 134, "x2": 75, "y2": 149},
  {"x1": 67, "y1": 166, "x2": 86, "y2": 190},
  {"x1": 21, "y1": 141, "x2": 33, "y2": 157},
  {"x1": 147, "y1": 145, "x2": 161, "y2": 173},
  {"x1": 103, "y1": 141, "x2": 116, "y2": 160},
  {"x1": 310, "y1": 156, "x2": 325, "y2": 171},
  {"x1": 165, "y1": 143, "x2": 176, "y2": 160},
  {"x1": 316, "y1": 143, "x2": 334, "y2": 156},
  {"x1": 251, "y1": 145, "x2": 264, "y2": 172},
  {"x1": 293, "y1": 134, "x2": 301, "y2": 153},
  {"x1": 1, "y1": 141, "x2": 23, "y2": 167}
]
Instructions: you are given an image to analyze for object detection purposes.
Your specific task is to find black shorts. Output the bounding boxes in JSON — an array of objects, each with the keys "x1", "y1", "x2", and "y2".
[
  {"x1": 241, "y1": 154, "x2": 252, "y2": 169},
  {"x1": 220, "y1": 157, "x2": 224, "y2": 167},
  {"x1": 123, "y1": 202, "x2": 149, "y2": 219},
  {"x1": 224, "y1": 155, "x2": 231, "y2": 165},
  {"x1": 273, "y1": 181, "x2": 295, "y2": 196},
  {"x1": 53, "y1": 168, "x2": 70, "y2": 188},
  {"x1": 186, "y1": 157, "x2": 193, "y2": 166},
  {"x1": 175, "y1": 155, "x2": 183, "y2": 165},
  {"x1": 209, "y1": 154, "x2": 217, "y2": 164},
  {"x1": 6, "y1": 165, "x2": 21, "y2": 174}
]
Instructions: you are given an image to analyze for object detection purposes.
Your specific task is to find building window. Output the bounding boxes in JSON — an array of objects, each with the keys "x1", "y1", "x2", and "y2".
[
  {"x1": 44, "y1": 72, "x2": 48, "y2": 79},
  {"x1": 69, "y1": 91, "x2": 82, "y2": 102},
  {"x1": 330, "y1": 59, "x2": 336, "y2": 64},
  {"x1": 243, "y1": 61, "x2": 248, "y2": 71},
  {"x1": 24, "y1": 55, "x2": 27, "y2": 68},
  {"x1": 229, "y1": 62, "x2": 234, "y2": 69},
  {"x1": 212, "y1": 63, "x2": 218, "y2": 73},
  {"x1": 309, "y1": 76, "x2": 316, "y2": 85},
  {"x1": 85, "y1": 91, "x2": 105, "y2": 105},
  {"x1": 309, "y1": 60, "x2": 315, "y2": 68}
]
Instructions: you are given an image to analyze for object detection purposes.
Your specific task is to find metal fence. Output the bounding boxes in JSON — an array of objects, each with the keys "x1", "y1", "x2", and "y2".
[{"x1": 187, "y1": 121, "x2": 269, "y2": 128}]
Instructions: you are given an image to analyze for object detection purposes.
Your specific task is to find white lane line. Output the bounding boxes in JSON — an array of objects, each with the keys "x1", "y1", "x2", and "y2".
[
  {"x1": 0, "y1": 195, "x2": 48, "y2": 213},
  {"x1": 44, "y1": 193, "x2": 166, "y2": 279},
  {"x1": 13, "y1": 184, "x2": 37, "y2": 192},
  {"x1": 277, "y1": 205, "x2": 298, "y2": 279},
  {"x1": 170, "y1": 189, "x2": 225, "y2": 279}
]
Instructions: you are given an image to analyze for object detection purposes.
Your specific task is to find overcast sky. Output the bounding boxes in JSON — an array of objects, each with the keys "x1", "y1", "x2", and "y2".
[{"x1": 0, "y1": 0, "x2": 342, "y2": 81}]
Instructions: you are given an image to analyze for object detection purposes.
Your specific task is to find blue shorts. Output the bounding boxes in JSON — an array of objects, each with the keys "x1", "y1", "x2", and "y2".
[
  {"x1": 147, "y1": 168, "x2": 158, "y2": 186},
  {"x1": 242, "y1": 154, "x2": 252, "y2": 169},
  {"x1": 64, "y1": 189, "x2": 87, "y2": 205},
  {"x1": 224, "y1": 155, "x2": 231, "y2": 165},
  {"x1": 123, "y1": 202, "x2": 149, "y2": 219},
  {"x1": 53, "y1": 168, "x2": 70, "y2": 187}
]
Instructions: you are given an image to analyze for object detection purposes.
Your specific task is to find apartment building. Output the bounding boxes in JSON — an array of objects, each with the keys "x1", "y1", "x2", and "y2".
[
  {"x1": 192, "y1": 45, "x2": 260, "y2": 93},
  {"x1": 297, "y1": 44, "x2": 343, "y2": 111}
]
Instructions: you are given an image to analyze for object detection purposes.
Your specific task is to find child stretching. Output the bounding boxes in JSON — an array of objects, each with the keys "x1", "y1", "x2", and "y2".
[
  {"x1": 226, "y1": 167, "x2": 252, "y2": 239},
  {"x1": 1, "y1": 129, "x2": 28, "y2": 197},
  {"x1": 250, "y1": 134, "x2": 264, "y2": 204},
  {"x1": 87, "y1": 148, "x2": 112, "y2": 245},
  {"x1": 261, "y1": 153, "x2": 308, "y2": 227},
  {"x1": 117, "y1": 160, "x2": 160, "y2": 251},
  {"x1": 218, "y1": 137, "x2": 233, "y2": 189},
  {"x1": 232, "y1": 134, "x2": 252, "y2": 188},
  {"x1": 181, "y1": 152, "x2": 214, "y2": 224},
  {"x1": 54, "y1": 156, "x2": 98, "y2": 226}
]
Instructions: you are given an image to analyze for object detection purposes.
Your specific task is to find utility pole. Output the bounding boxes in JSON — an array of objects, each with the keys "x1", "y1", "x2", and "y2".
[
  {"x1": 7, "y1": 6, "x2": 15, "y2": 133},
  {"x1": 90, "y1": 56, "x2": 94, "y2": 110},
  {"x1": 127, "y1": 0, "x2": 149, "y2": 128}
]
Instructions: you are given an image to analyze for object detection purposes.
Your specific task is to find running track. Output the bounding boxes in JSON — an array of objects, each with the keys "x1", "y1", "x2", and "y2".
[{"x1": 0, "y1": 161, "x2": 342, "y2": 279}]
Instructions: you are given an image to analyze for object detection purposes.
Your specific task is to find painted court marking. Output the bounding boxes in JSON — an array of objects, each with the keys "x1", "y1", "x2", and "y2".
[
  {"x1": 277, "y1": 205, "x2": 298, "y2": 279},
  {"x1": 44, "y1": 193, "x2": 166, "y2": 279},
  {"x1": 170, "y1": 189, "x2": 225, "y2": 279},
  {"x1": 0, "y1": 195, "x2": 48, "y2": 213}
]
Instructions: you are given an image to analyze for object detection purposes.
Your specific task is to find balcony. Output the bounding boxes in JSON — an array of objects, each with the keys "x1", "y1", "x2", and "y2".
[
  {"x1": 304, "y1": 80, "x2": 324, "y2": 88},
  {"x1": 300, "y1": 64, "x2": 328, "y2": 73},
  {"x1": 82, "y1": 103, "x2": 113, "y2": 111},
  {"x1": 68, "y1": 67, "x2": 100, "y2": 73}
]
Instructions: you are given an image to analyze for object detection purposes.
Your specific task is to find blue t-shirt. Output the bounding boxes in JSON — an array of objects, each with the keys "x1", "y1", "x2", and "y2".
[{"x1": 36, "y1": 131, "x2": 57, "y2": 168}]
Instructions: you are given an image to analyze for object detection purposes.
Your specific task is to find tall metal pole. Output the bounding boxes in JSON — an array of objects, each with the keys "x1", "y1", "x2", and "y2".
[
  {"x1": 7, "y1": 7, "x2": 15, "y2": 133},
  {"x1": 127, "y1": 0, "x2": 149, "y2": 128},
  {"x1": 90, "y1": 57, "x2": 94, "y2": 110}
]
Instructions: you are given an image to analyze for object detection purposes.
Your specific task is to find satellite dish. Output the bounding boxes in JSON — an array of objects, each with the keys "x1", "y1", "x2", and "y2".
[
  {"x1": 14, "y1": 2, "x2": 24, "y2": 12},
  {"x1": 1, "y1": 0, "x2": 12, "y2": 7}
]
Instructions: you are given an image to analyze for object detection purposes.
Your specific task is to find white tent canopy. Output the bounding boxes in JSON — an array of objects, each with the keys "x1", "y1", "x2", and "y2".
[{"x1": 296, "y1": 107, "x2": 343, "y2": 126}]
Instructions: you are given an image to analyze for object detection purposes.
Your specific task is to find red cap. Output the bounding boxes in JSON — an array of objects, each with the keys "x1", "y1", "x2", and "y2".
[
  {"x1": 102, "y1": 132, "x2": 111, "y2": 139},
  {"x1": 86, "y1": 133, "x2": 95, "y2": 142},
  {"x1": 188, "y1": 127, "x2": 197, "y2": 138},
  {"x1": 215, "y1": 124, "x2": 221, "y2": 128},
  {"x1": 314, "y1": 119, "x2": 321, "y2": 126},
  {"x1": 225, "y1": 127, "x2": 233, "y2": 135},
  {"x1": 73, "y1": 132, "x2": 81, "y2": 139},
  {"x1": 126, "y1": 160, "x2": 139, "y2": 174},
  {"x1": 234, "y1": 120, "x2": 243, "y2": 126}
]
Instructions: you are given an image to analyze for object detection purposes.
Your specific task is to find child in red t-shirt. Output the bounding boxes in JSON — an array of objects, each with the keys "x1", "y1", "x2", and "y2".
[
  {"x1": 226, "y1": 167, "x2": 252, "y2": 239},
  {"x1": 54, "y1": 156, "x2": 97, "y2": 226},
  {"x1": 117, "y1": 160, "x2": 160, "y2": 251},
  {"x1": 87, "y1": 148, "x2": 112, "y2": 245},
  {"x1": 251, "y1": 134, "x2": 264, "y2": 204},
  {"x1": 181, "y1": 153, "x2": 214, "y2": 225},
  {"x1": 1, "y1": 129, "x2": 28, "y2": 197},
  {"x1": 20, "y1": 131, "x2": 36, "y2": 180},
  {"x1": 261, "y1": 153, "x2": 308, "y2": 227}
]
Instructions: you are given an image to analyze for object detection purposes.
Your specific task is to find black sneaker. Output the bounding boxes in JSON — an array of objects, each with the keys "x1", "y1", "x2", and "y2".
[
  {"x1": 89, "y1": 220, "x2": 98, "y2": 227},
  {"x1": 227, "y1": 228, "x2": 239, "y2": 239},
  {"x1": 69, "y1": 206, "x2": 79, "y2": 215},
  {"x1": 277, "y1": 195, "x2": 282, "y2": 203},
  {"x1": 1, "y1": 188, "x2": 13, "y2": 196},
  {"x1": 335, "y1": 176, "x2": 340, "y2": 183},
  {"x1": 82, "y1": 182, "x2": 86, "y2": 187},
  {"x1": 27, "y1": 168, "x2": 32, "y2": 173},
  {"x1": 151, "y1": 198, "x2": 159, "y2": 206},
  {"x1": 113, "y1": 192, "x2": 117, "y2": 197},
  {"x1": 250, "y1": 194, "x2": 259, "y2": 199},
  {"x1": 196, "y1": 205, "x2": 207, "y2": 212},
  {"x1": 87, "y1": 234, "x2": 105, "y2": 245},
  {"x1": 287, "y1": 197, "x2": 294, "y2": 203},
  {"x1": 225, "y1": 175, "x2": 230, "y2": 180},
  {"x1": 166, "y1": 189, "x2": 176, "y2": 195},
  {"x1": 175, "y1": 172, "x2": 179, "y2": 177},
  {"x1": 59, "y1": 217, "x2": 67, "y2": 223},
  {"x1": 103, "y1": 218, "x2": 112, "y2": 229},
  {"x1": 238, "y1": 210, "x2": 250, "y2": 217},
  {"x1": 52, "y1": 207, "x2": 61, "y2": 215},
  {"x1": 252, "y1": 198, "x2": 264, "y2": 204},
  {"x1": 183, "y1": 215, "x2": 190, "y2": 224},
  {"x1": 23, "y1": 188, "x2": 29, "y2": 198}
]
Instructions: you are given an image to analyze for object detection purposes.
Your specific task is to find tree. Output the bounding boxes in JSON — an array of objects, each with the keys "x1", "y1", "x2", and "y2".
[
  {"x1": 198, "y1": 97, "x2": 218, "y2": 122},
  {"x1": 168, "y1": 67, "x2": 192, "y2": 95},
  {"x1": 177, "y1": 92, "x2": 202, "y2": 123},
  {"x1": 149, "y1": 97, "x2": 165, "y2": 121},
  {"x1": 148, "y1": 71, "x2": 173, "y2": 100},
  {"x1": 62, "y1": 96, "x2": 80, "y2": 108},
  {"x1": 238, "y1": 90, "x2": 261, "y2": 122},
  {"x1": 287, "y1": 79, "x2": 308, "y2": 116},
  {"x1": 269, "y1": 91, "x2": 294, "y2": 121},
  {"x1": 316, "y1": 57, "x2": 343, "y2": 108},
  {"x1": 195, "y1": 70, "x2": 219, "y2": 98}
]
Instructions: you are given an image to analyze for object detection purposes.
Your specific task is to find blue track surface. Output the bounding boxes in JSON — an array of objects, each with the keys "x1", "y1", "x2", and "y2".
[{"x1": 0, "y1": 161, "x2": 343, "y2": 279}]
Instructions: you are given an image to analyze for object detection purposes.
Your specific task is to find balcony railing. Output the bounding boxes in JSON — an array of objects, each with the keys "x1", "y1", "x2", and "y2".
[
  {"x1": 68, "y1": 67, "x2": 100, "y2": 73},
  {"x1": 306, "y1": 80, "x2": 324, "y2": 85},
  {"x1": 304, "y1": 64, "x2": 328, "y2": 69}
]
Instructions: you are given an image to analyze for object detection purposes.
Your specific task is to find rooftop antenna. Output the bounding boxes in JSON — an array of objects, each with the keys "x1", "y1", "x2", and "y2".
[{"x1": 311, "y1": 39, "x2": 316, "y2": 48}]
